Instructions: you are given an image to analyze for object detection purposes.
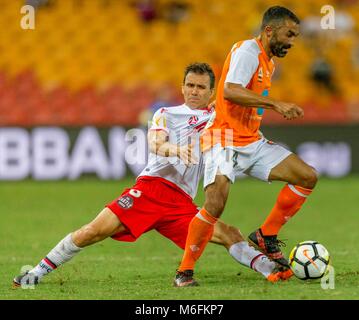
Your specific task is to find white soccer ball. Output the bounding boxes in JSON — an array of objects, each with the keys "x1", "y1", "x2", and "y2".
[{"x1": 288, "y1": 240, "x2": 330, "y2": 280}]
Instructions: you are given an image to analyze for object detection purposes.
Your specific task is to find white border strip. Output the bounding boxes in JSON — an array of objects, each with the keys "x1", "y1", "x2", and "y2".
[
  {"x1": 288, "y1": 184, "x2": 308, "y2": 198},
  {"x1": 195, "y1": 212, "x2": 215, "y2": 225}
]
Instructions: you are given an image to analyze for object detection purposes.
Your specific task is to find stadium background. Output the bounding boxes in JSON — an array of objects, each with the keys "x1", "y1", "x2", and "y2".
[
  {"x1": 0, "y1": 0, "x2": 358, "y2": 180},
  {"x1": 1, "y1": 0, "x2": 359, "y2": 300}
]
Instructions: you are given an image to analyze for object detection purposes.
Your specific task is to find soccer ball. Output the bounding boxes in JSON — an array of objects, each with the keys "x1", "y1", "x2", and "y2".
[{"x1": 289, "y1": 241, "x2": 330, "y2": 280}]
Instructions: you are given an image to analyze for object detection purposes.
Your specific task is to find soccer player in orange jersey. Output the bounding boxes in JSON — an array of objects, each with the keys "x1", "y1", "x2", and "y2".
[{"x1": 175, "y1": 6, "x2": 318, "y2": 286}]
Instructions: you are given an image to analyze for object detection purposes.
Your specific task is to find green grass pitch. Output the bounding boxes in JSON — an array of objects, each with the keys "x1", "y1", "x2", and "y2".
[{"x1": 1, "y1": 176, "x2": 358, "y2": 300}]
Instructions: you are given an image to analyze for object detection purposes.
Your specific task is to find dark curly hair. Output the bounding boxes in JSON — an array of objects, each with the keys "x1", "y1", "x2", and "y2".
[{"x1": 261, "y1": 6, "x2": 300, "y2": 30}]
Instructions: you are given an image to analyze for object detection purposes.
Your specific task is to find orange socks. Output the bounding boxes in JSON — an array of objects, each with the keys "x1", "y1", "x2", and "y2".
[
  {"x1": 178, "y1": 208, "x2": 217, "y2": 272},
  {"x1": 261, "y1": 184, "x2": 313, "y2": 236}
]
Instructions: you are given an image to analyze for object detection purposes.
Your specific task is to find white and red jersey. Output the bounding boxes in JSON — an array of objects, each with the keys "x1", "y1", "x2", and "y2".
[{"x1": 138, "y1": 104, "x2": 213, "y2": 199}]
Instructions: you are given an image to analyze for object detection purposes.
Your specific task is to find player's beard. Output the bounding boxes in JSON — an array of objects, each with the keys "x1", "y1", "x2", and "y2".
[{"x1": 269, "y1": 35, "x2": 291, "y2": 58}]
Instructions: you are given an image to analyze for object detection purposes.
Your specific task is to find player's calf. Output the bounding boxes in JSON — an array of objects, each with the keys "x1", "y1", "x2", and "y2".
[
  {"x1": 73, "y1": 208, "x2": 125, "y2": 247},
  {"x1": 212, "y1": 222, "x2": 244, "y2": 249}
]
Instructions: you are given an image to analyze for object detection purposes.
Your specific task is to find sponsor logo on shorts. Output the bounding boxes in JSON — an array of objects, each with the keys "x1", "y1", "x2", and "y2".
[{"x1": 117, "y1": 196, "x2": 134, "y2": 209}]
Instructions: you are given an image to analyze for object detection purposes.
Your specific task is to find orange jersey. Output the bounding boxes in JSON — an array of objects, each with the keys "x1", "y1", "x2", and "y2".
[{"x1": 203, "y1": 38, "x2": 275, "y2": 149}]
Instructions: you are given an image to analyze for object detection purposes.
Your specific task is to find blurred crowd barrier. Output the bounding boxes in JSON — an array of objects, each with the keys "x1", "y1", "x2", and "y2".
[
  {"x1": 0, "y1": 125, "x2": 356, "y2": 180},
  {"x1": 0, "y1": 0, "x2": 358, "y2": 127}
]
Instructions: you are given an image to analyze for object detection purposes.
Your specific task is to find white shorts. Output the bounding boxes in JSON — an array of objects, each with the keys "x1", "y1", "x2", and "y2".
[{"x1": 203, "y1": 138, "x2": 292, "y2": 188}]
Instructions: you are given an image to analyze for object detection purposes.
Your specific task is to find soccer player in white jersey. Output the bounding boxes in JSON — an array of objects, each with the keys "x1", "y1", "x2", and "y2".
[{"x1": 13, "y1": 63, "x2": 289, "y2": 288}]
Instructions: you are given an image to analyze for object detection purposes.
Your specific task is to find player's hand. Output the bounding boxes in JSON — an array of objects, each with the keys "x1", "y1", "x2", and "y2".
[
  {"x1": 178, "y1": 141, "x2": 198, "y2": 166},
  {"x1": 274, "y1": 102, "x2": 304, "y2": 120},
  {"x1": 208, "y1": 100, "x2": 216, "y2": 110}
]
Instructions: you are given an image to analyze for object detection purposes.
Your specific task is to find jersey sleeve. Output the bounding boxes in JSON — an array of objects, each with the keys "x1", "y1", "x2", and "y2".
[
  {"x1": 149, "y1": 108, "x2": 170, "y2": 133},
  {"x1": 225, "y1": 47, "x2": 259, "y2": 87}
]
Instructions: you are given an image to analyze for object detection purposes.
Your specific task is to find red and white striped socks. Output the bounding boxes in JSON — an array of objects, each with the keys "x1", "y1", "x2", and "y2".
[
  {"x1": 30, "y1": 233, "x2": 82, "y2": 279},
  {"x1": 229, "y1": 241, "x2": 276, "y2": 278}
]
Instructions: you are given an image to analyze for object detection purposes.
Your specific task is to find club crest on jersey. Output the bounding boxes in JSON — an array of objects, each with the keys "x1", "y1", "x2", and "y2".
[
  {"x1": 117, "y1": 195, "x2": 134, "y2": 209},
  {"x1": 188, "y1": 115, "x2": 199, "y2": 126}
]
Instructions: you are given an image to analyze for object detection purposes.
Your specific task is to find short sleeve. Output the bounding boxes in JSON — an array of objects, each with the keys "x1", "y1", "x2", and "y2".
[
  {"x1": 225, "y1": 48, "x2": 259, "y2": 87},
  {"x1": 149, "y1": 108, "x2": 169, "y2": 133}
]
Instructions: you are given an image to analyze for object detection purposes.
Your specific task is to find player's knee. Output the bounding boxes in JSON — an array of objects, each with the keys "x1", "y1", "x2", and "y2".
[
  {"x1": 204, "y1": 198, "x2": 225, "y2": 218},
  {"x1": 300, "y1": 167, "x2": 318, "y2": 189},
  {"x1": 74, "y1": 224, "x2": 102, "y2": 247}
]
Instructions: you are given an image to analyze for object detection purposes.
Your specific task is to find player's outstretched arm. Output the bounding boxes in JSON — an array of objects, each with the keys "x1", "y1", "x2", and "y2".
[
  {"x1": 224, "y1": 82, "x2": 304, "y2": 120},
  {"x1": 148, "y1": 130, "x2": 198, "y2": 165}
]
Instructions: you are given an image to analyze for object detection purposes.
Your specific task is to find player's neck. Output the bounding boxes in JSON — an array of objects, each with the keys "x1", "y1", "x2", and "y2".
[
  {"x1": 185, "y1": 103, "x2": 208, "y2": 110},
  {"x1": 257, "y1": 35, "x2": 273, "y2": 59}
]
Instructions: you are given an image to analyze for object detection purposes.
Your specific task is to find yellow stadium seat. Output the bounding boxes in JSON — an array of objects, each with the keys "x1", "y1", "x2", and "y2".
[{"x1": 0, "y1": 0, "x2": 356, "y2": 125}]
